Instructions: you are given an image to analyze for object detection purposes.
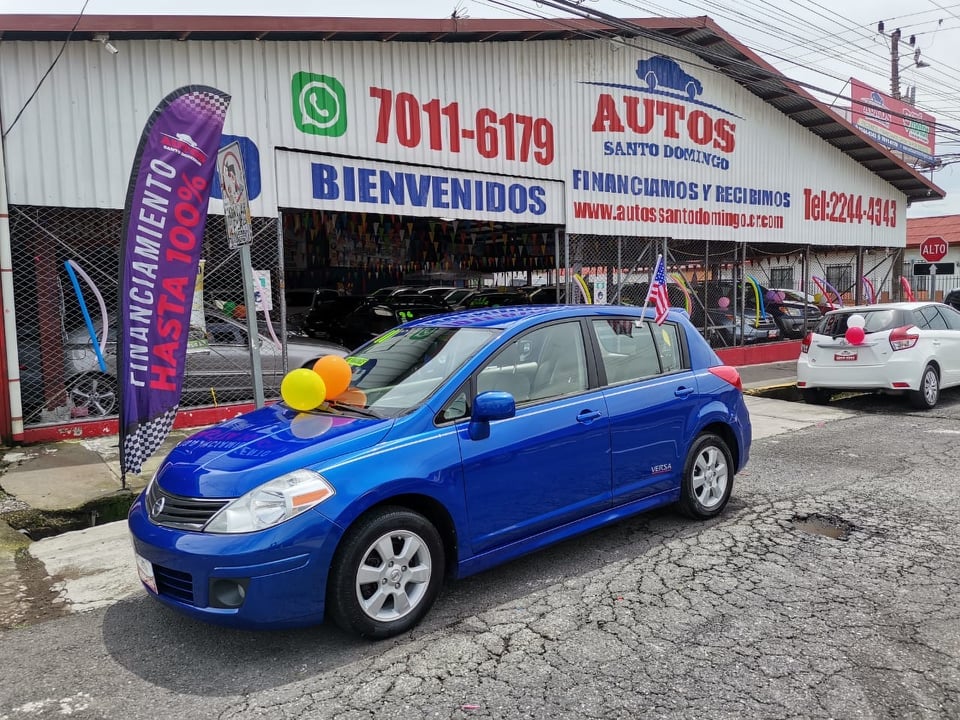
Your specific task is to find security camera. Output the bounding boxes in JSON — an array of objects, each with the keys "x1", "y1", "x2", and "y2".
[{"x1": 93, "y1": 33, "x2": 118, "y2": 54}]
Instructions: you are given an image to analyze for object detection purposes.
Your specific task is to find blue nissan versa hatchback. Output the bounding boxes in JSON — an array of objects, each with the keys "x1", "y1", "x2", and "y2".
[{"x1": 128, "y1": 305, "x2": 751, "y2": 638}]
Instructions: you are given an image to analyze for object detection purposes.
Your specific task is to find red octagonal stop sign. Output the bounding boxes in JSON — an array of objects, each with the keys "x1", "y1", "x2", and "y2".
[{"x1": 920, "y1": 236, "x2": 948, "y2": 262}]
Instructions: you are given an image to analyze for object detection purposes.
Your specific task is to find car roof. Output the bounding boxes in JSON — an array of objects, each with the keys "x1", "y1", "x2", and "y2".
[
  {"x1": 823, "y1": 301, "x2": 943, "y2": 313},
  {"x1": 405, "y1": 304, "x2": 669, "y2": 329}
]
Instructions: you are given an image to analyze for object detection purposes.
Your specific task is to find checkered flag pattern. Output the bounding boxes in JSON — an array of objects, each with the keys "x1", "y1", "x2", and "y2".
[
  {"x1": 175, "y1": 87, "x2": 230, "y2": 123},
  {"x1": 122, "y1": 407, "x2": 178, "y2": 475}
]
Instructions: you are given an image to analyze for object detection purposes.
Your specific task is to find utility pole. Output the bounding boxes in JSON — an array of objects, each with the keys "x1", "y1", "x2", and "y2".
[
  {"x1": 890, "y1": 27, "x2": 901, "y2": 99},
  {"x1": 878, "y1": 22, "x2": 925, "y2": 101}
]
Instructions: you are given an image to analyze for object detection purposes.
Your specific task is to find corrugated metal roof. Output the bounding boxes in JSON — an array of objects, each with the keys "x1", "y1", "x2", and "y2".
[
  {"x1": 906, "y1": 215, "x2": 960, "y2": 246},
  {"x1": 0, "y1": 13, "x2": 945, "y2": 204}
]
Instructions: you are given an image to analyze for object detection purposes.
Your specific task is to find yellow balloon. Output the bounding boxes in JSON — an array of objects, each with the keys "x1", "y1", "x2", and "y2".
[
  {"x1": 312, "y1": 355, "x2": 352, "y2": 399},
  {"x1": 813, "y1": 293, "x2": 823, "y2": 303},
  {"x1": 280, "y1": 368, "x2": 326, "y2": 411}
]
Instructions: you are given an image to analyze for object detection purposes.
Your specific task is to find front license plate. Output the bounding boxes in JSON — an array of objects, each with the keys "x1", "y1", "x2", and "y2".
[
  {"x1": 834, "y1": 353, "x2": 857, "y2": 362},
  {"x1": 768, "y1": 330, "x2": 778, "y2": 338},
  {"x1": 135, "y1": 552, "x2": 157, "y2": 594}
]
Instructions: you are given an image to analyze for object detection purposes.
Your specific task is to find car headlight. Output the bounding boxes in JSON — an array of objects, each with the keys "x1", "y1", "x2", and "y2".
[{"x1": 204, "y1": 470, "x2": 335, "y2": 534}]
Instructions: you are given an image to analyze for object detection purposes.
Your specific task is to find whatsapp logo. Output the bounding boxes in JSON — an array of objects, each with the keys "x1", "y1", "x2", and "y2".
[{"x1": 292, "y1": 71, "x2": 347, "y2": 137}]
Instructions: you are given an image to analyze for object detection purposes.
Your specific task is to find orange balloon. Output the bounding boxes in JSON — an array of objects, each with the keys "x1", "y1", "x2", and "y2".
[
  {"x1": 336, "y1": 387, "x2": 368, "y2": 407},
  {"x1": 312, "y1": 355, "x2": 352, "y2": 399}
]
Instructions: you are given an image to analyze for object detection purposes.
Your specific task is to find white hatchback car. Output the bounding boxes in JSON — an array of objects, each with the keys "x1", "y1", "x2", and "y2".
[{"x1": 797, "y1": 302, "x2": 960, "y2": 409}]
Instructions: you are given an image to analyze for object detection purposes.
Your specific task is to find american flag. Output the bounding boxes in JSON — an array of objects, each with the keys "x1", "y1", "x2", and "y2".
[{"x1": 648, "y1": 255, "x2": 670, "y2": 325}]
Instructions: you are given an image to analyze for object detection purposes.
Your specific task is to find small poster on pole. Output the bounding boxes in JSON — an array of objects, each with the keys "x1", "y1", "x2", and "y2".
[{"x1": 217, "y1": 141, "x2": 252, "y2": 249}]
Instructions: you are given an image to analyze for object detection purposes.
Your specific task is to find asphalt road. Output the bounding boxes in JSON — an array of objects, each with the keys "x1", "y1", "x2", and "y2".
[{"x1": 1, "y1": 390, "x2": 959, "y2": 720}]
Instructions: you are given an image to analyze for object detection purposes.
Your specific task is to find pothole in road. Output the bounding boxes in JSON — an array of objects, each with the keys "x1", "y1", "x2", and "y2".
[{"x1": 791, "y1": 513, "x2": 855, "y2": 540}]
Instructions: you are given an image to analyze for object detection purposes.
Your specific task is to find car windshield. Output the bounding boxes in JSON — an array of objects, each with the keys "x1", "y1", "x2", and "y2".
[
  {"x1": 815, "y1": 309, "x2": 902, "y2": 336},
  {"x1": 341, "y1": 326, "x2": 499, "y2": 418}
]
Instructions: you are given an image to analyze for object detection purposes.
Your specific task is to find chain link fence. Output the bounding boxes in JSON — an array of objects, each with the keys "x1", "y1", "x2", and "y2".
[
  {"x1": 562, "y1": 235, "x2": 910, "y2": 350},
  {"x1": 6, "y1": 204, "x2": 924, "y2": 430},
  {"x1": 9, "y1": 205, "x2": 283, "y2": 428}
]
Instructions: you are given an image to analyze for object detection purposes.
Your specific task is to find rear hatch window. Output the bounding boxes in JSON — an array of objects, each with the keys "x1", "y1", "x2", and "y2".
[{"x1": 815, "y1": 309, "x2": 904, "y2": 338}]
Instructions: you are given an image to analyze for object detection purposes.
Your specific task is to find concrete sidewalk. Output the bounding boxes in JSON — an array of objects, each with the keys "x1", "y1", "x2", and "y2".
[{"x1": 1, "y1": 360, "x2": 848, "y2": 625}]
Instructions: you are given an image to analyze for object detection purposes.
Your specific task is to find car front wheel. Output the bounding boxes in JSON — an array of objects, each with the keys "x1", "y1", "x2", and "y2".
[
  {"x1": 678, "y1": 433, "x2": 734, "y2": 519},
  {"x1": 327, "y1": 506, "x2": 444, "y2": 639},
  {"x1": 909, "y1": 364, "x2": 939, "y2": 409}
]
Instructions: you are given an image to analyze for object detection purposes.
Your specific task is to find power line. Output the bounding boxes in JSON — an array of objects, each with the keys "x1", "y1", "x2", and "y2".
[{"x1": 1, "y1": 0, "x2": 92, "y2": 140}]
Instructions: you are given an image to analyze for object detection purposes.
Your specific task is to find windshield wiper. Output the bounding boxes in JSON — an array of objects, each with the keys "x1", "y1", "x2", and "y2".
[{"x1": 325, "y1": 400, "x2": 383, "y2": 419}]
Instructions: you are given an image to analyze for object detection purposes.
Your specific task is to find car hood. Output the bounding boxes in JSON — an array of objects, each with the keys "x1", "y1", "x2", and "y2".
[{"x1": 153, "y1": 404, "x2": 392, "y2": 498}]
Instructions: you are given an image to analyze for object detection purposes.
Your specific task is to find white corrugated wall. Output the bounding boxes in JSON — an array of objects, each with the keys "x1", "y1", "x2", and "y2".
[{"x1": 0, "y1": 35, "x2": 907, "y2": 246}]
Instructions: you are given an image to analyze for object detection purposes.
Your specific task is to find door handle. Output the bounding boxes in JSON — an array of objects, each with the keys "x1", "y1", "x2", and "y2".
[
  {"x1": 576, "y1": 409, "x2": 602, "y2": 424},
  {"x1": 674, "y1": 386, "x2": 694, "y2": 398}
]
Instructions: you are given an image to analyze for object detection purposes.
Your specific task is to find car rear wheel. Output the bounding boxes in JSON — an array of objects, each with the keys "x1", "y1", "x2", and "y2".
[
  {"x1": 909, "y1": 364, "x2": 939, "y2": 409},
  {"x1": 67, "y1": 373, "x2": 117, "y2": 417},
  {"x1": 327, "y1": 506, "x2": 444, "y2": 639},
  {"x1": 678, "y1": 433, "x2": 733, "y2": 519},
  {"x1": 800, "y1": 387, "x2": 831, "y2": 405}
]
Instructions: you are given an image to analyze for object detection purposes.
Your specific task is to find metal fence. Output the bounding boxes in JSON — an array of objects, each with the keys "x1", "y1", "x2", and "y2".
[
  {"x1": 561, "y1": 235, "x2": 905, "y2": 349},
  {"x1": 9, "y1": 204, "x2": 282, "y2": 428},
  {"x1": 5, "y1": 203, "x2": 926, "y2": 430}
]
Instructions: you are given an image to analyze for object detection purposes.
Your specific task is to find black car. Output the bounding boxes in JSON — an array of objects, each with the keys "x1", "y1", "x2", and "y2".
[
  {"x1": 761, "y1": 288, "x2": 822, "y2": 339},
  {"x1": 335, "y1": 299, "x2": 446, "y2": 349},
  {"x1": 301, "y1": 295, "x2": 369, "y2": 341},
  {"x1": 454, "y1": 291, "x2": 530, "y2": 310},
  {"x1": 946, "y1": 288, "x2": 960, "y2": 312},
  {"x1": 688, "y1": 282, "x2": 781, "y2": 346}
]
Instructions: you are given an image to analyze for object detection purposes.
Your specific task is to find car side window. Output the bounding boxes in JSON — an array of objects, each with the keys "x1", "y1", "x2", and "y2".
[
  {"x1": 476, "y1": 333, "x2": 539, "y2": 403},
  {"x1": 651, "y1": 322, "x2": 685, "y2": 373},
  {"x1": 206, "y1": 320, "x2": 244, "y2": 345},
  {"x1": 475, "y1": 321, "x2": 587, "y2": 403},
  {"x1": 936, "y1": 305, "x2": 960, "y2": 330},
  {"x1": 527, "y1": 322, "x2": 588, "y2": 401},
  {"x1": 439, "y1": 387, "x2": 469, "y2": 423},
  {"x1": 915, "y1": 307, "x2": 948, "y2": 330},
  {"x1": 592, "y1": 318, "x2": 661, "y2": 384}
]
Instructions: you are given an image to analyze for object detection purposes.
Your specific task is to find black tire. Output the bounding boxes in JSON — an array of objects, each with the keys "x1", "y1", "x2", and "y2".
[
  {"x1": 678, "y1": 433, "x2": 734, "y2": 520},
  {"x1": 327, "y1": 506, "x2": 444, "y2": 639},
  {"x1": 909, "y1": 364, "x2": 939, "y2": 409},
  {"x1": 67, "y1": 373, "x2": 117, "y2": 417},
  {"x1": 800, "y1": 387, "x2": 831, "y2": 405}
]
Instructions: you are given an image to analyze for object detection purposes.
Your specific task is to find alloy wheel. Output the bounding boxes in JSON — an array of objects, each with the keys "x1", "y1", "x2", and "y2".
[
  {"x1": 691, "y1": 444, "x2": 729, "y2": 510},
  {"x1": 354, "y1": 529, "x2": 432, "y2": 622}
]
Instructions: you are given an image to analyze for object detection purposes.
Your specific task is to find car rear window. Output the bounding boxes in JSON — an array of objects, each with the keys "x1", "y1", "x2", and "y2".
[{"x1": 815, "y1": 309, "x2": 902, "y2": 337}]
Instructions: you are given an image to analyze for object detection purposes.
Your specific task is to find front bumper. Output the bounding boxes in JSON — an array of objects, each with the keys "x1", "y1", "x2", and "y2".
[{"x1": 128, "y1": 492, "x2": 342, "y2": 629}]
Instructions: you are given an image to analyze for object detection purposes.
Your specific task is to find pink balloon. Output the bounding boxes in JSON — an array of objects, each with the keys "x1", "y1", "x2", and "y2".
[
  {"x1": 717, "y1": 297, "x2": 730, "y2": 308},
  {"x1": 845, "y1": 326, "x2": 865, "y2": 345}
]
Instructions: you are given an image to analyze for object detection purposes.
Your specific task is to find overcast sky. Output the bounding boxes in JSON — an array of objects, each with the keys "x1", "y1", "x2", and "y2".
[{"x1": 2, "y1": 0, "x2": 958, "y2": 217}]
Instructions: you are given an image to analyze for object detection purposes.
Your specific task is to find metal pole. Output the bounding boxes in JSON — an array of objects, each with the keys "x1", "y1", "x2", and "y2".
[
  {"x1": 0, "y1": 114, "x2": 24, "y2": 442},
  {"x1": 855, "y1": 247, "x2": 864, "y2": 305},
  {"x1": 276, "y1": 213, "x2": 288, "y2": 372},
  {"x1": 240, "y1": 243, "x2": 265, "y2": 408},
  {"x1": 553, "y1": 227, "x2": 561, "y2": 302}
]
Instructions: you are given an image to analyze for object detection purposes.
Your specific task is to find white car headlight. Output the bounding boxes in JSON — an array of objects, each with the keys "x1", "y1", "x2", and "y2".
[{"x1": 204, "y1": 470, "x2": 335, "y2": 534}]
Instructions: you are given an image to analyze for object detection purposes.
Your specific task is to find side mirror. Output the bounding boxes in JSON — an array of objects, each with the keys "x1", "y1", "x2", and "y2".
[{"x1": 468, "y1": 391, "x2": 516, "y2": 441}]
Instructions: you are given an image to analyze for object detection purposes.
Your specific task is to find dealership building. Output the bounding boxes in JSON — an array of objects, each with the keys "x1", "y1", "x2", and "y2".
[{"x1": 0, "y1": 13, "x2": 945, "y2": 442}]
